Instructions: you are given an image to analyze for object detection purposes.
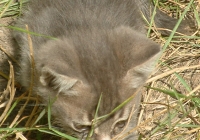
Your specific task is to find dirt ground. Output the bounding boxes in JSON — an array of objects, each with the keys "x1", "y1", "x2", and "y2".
[
  {"x1": 0, "y1": 17, "x2": 14, "y2": 62},
  {"x1": 0, "y1": 17, "x2": 14, "y2": 91}
]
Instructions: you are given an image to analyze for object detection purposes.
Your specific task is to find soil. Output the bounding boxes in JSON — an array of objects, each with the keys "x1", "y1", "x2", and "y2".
[{"x1": 0, "y1": 17, "x2": 14, "y2": 91}]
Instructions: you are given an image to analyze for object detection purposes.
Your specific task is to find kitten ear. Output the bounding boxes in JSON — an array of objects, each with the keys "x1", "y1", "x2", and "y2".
[
  {"x1": 40, "y1": 68, "x2": 78, "y2": 94},
  {"x1": 110, "y1": 26, "x2": 161, "y2": 70},
  {"x1": 111, "y1": 26, "x2": 161, "y2": 88},
  {"x1": 124, "y1": 52, "x2": 161, "y2": 88}
]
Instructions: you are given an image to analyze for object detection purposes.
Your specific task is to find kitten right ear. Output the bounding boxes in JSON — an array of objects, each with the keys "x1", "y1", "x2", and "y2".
[{"x1": 40, "y1": 68, "x2": 78, "y2": 95}]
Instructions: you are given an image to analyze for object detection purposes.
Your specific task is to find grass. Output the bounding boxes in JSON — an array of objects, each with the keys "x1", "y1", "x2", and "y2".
[
  {"x1": 0, "y1": 0, "x2": 28, "y2": 18},
  {"x1": 0, "y1": 0, "x2": 200, "y2": 140},
  {"x1": 138, "y1": 1, "x2": 200, "y2": 140}
]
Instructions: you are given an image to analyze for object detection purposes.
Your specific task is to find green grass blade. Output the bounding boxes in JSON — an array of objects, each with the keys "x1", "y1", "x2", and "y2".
[
  {"x1": 51, "y1": 128, "x2": 78, "y2": 140},
  {"x1": 31, "y1": 108, "x2": 46, "y2": 127},
  {"x1": 87, "y1": 93, "x2": 102, "y2": 139},
  {"x1": 174, "y1": 72, "x2": 192, "y2": 92},
  {"x1": 146, "y1": 86, "x2": 186, "y2": 99},
  {"x1": 1, "y1": 25, "x2": 57, "y2": 40},
  {"x1": 162, "y1": 0, "x2": 194, "y2": 51}
]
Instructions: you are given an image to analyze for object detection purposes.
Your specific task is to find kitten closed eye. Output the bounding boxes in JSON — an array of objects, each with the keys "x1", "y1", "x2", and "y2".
[
  {"x1": 74, "y1": 123, "x2": 91, "y2": 139},
  {"x1": 113, "y1": 120, "x2": 127, "y2": 135}
]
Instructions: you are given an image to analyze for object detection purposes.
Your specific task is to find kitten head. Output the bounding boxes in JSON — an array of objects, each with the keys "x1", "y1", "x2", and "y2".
[{"x1": 34, "y1": 26, "x2": 160, "y2": 139}]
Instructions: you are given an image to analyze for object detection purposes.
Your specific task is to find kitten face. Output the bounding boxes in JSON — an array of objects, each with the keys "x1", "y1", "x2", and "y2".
[
  {"x1": 12, "y1": 0, "x2": 168, "y2": 139},
  {"x1": 29, "y1": 27, "x2": 161, "y2": 139}
]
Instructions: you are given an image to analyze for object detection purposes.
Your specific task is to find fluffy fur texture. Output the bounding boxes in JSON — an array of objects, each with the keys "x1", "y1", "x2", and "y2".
[{"x1": 13, "y1": 0, "x2": 190, "y2": 139}]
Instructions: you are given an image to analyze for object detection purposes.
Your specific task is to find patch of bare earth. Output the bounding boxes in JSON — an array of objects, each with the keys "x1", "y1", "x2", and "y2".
[{"x1": 0, "y1": 17, "x2": 14, "y2": 88}]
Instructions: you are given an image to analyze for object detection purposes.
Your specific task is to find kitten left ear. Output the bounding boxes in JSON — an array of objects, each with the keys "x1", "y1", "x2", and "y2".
[
  {"x1": 40, "y1": 67, "x2": 78, "y2": 94},
  {"x1": 123, "y1": 51, "x2": 161, "y2": 88}
]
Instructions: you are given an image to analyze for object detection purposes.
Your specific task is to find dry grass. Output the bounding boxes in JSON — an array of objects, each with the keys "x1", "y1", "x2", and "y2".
[
  {"x1": 0, "y1": 0, "x2": 200, "y2": 140},
  {"x1": 138, "y1": 40, "x2": 200, "y2": 139},
  {"x1": 137, "y1": 1, "x2": 200, "y2": 140}
]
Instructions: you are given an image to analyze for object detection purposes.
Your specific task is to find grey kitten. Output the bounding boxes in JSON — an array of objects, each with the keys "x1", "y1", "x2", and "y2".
[{"x1": 13, "y1": 0, "x2": 190, "y2": 139}]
